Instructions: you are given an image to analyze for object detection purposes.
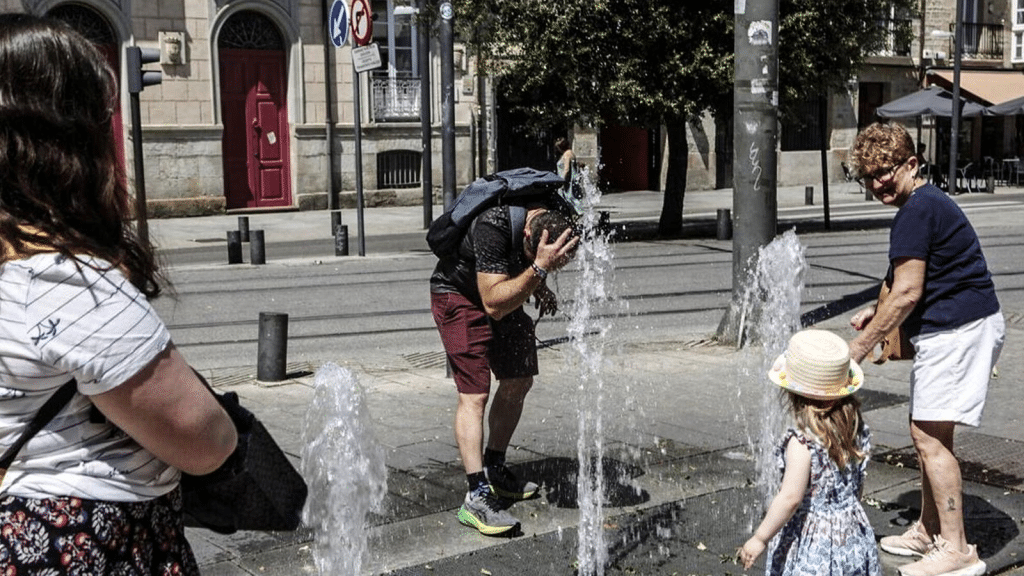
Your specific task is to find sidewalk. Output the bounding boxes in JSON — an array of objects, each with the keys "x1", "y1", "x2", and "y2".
[{"x1": 157, "y1": 184, "x2": 1024, "y2": 575}]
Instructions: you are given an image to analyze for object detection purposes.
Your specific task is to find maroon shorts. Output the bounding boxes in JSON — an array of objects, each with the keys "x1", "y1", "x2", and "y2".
[{"x1": 431, "y1": 291, "x2": 538, "y2": 394}]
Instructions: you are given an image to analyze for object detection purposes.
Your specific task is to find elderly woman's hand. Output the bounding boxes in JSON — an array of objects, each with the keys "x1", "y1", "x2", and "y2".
[{"x1": 850, "y1": 306, "x2": 875, "y2": 331}]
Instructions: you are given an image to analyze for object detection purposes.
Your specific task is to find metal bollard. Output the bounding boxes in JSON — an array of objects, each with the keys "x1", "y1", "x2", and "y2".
[
  {"x1": 335, "y1": 224, "x2": 349, "y2": 256},
  {"x1": 330, "y1": 210, "x2": 343, "y2": 236},
  {"x1": 250, "y1": 229, "x2": 266, "y2": 265},
  {"x1": 865, "y1": 186, "x2": 873, "y2": 201},
  {"x1": 237, "y1": 216, "x2": 250, "y2": 242},
  {"x1": 227, "y1": 230, "x2": 243, "y2": 264},
  {"x1": 716, "y1": 209, "x2": 732, "y2": 240},
  {"x1": 257, "y1": 312, "x2": 288, "y2": 382},
  {"x1": 805, "y1": 185, "x2": 814, "y2": 205}
]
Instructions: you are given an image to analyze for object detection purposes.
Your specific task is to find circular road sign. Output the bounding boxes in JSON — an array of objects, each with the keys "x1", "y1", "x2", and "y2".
[
  {"x1": 351, "y1": 0, "x2": 373, "y2": 46},
  {"x1": 329, "y1": 0, "x2": 349, "y2": 48}
]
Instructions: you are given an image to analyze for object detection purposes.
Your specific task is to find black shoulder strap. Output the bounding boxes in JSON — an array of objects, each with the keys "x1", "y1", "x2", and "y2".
[
  {"x1": 0, "y1": 379, "x2": 78, "y2": 470},
  {"x1": 508, "y1": 205, "x2": 527, "y2": 258}
]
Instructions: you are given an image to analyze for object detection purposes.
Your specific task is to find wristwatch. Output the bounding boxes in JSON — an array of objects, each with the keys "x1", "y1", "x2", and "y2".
[{"x1": 531, "y1": 262, "x2": 548, "y2": 280}]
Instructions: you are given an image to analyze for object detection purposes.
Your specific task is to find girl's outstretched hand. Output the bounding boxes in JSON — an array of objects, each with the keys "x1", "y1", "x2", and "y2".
[{"x1": 738, "y1": 536, "x2": 765, "y2": 570}]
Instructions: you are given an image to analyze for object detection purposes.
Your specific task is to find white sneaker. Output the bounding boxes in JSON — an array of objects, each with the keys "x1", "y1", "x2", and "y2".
[
  {"x1": 898, "y1": 535, "x2": 986, "y2": 576},
  {"x1": 880, "y1": 521, "x2": 933, "y2": 557}
]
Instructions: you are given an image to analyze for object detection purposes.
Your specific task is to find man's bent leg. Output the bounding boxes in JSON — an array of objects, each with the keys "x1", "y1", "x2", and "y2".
[
  {"x1": 484, "y1": 377, "x2": 538, "y2": 500},
  {"x1": 487, "y1": 377, "x2": 533, "y2": 452},
  {"x1": 911, "y1": 419, "x2": 967, "y2": 551}
]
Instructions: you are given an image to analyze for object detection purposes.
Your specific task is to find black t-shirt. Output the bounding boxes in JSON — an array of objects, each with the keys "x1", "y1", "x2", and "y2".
[{"x1": 429, "y1": 206, "x2": 527, "y2": 305}]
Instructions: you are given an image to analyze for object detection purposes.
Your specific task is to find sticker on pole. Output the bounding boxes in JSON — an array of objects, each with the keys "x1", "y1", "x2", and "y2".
[
  {"x1": 351, "y1": 0, "x2": 373, "y2": 47},
  {"x1": 352, "y1": 43, "x2": 382, "y2": 73},
  {"x1": 329, "y1": 0, "x2": 350, "y2": 48}
]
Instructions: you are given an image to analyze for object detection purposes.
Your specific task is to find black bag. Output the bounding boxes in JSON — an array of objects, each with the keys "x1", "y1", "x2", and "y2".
[
  {"x1": 181, "y1": 387, "x2": 308, "y2": 534},
  {"x1": 426, "y1": 167, "x2": 578, "y2": 259}
]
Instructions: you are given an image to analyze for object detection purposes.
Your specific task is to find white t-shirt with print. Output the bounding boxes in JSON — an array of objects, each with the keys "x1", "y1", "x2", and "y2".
[{"x1": 0, "y1": 253, "x2": 178, "y2": 501}]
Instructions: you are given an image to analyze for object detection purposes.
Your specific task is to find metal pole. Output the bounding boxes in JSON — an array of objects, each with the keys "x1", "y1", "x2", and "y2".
[
  {"x1": 440, "y1": 0, "x2": 456, "y2": 210},
  {"x1": 819, "y1": 95, "x2": 831, "y2": 229},
  {"x1": 226, "y1": 230, "x2": 243, "y2": 264},
  {"x1": 129, "y1": 92, "x2": 149, "y2": 246},
  {"x1": 237, "y1": 216, "x2": 250, "y2": 242},
  {"x1": 353, "y1": 66, "x2": 367, "y2": 256},
  {"x1": 250, "y1": 229, "x2": 265, "y2": 265},
  {"x1": 257, "y1": 312, "x2": 288, "y2": 382},
  {"x1": 323, "y1": 0, "x2": 338, "y2": 210},
  {"x1": 948, "y1": 0, "x2": 964, "y2": 194},
  {"x1": 718, "y1": 0, "x2": 780, "y2": 345},
  {"x1": 419, "y1": 0, "x2": 434, "y2": 228}
]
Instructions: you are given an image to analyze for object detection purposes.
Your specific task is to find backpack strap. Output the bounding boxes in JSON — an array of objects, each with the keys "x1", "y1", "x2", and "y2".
[
  {"x1": 0, "y1": 379, "x2": 78, "y2": 472},
  {"x1": 508, "y1": 205, "x2": 527, "y2": 260}
]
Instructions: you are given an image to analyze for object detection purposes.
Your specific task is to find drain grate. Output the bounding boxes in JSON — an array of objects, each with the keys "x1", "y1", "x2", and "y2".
[
  {"x1": 403, "y1": 351, "x2": 448, "y2": 369},
  {"x1": 876, "y1": 431, "x2": 1024, "y2": 491},
  {"x1": 205, "y1": 361, "x2": 315, "y2": 387}
]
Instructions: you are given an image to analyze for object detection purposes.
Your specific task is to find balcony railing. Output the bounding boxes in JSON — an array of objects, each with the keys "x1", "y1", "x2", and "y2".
[
  {"x1": 950, "y1": 22, "x2": 1004, "y2": 59},
  {"x1": 371, "y1": 74, "x2": 421, "y2": 122},
  {"x1": 874, "y1": 18, "x2": 913, "y2": 57}
]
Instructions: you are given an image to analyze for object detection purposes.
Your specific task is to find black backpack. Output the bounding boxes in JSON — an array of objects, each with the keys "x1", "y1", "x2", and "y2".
[{"x1": 426, "y1": 167, "x2": 578, "y2": 260}]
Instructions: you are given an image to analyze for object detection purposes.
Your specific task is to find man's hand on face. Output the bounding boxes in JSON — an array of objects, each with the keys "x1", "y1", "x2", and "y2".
[{"x1": 532, "y1": 228, "x2": 579, "y2": 273}]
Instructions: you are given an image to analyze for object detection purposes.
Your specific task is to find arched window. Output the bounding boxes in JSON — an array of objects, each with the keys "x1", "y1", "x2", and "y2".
[
  {"x1": 219, "y1": 11, "x2": 284, "y2": 50},
  {"x1": 48, "y1": 3, "x2": 115, "y2": 45}
]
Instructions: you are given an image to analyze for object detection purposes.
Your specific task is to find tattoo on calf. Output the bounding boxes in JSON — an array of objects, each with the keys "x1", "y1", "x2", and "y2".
[{"x1": 947, "y1": 497, "x2": 957, "y2": 511}]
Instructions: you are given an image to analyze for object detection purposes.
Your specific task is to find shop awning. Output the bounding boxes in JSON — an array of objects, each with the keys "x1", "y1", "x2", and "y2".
[{"x1": 927, "y1": 70, "x2": 1024, "y2": 106}]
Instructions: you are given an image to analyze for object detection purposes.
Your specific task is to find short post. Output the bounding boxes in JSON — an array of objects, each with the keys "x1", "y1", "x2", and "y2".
[
  {"x1": 257, "y1": 312, "x2": 288, "y2": 382},
  {"x1": 331, "y1": 210, "x2": 343, "y2": 235},
  {"x1": 804, "y1": 185, "x2": 814, "y2": 205},
  {"x1": 986, "y1": 175, "x2": 995, "y2": 193},
  {"x1": 250, "y1": 230, "x2": 266, "y2": 265},
  {"x1": 335, "y1": 224, "x2": 349, "y2": 256},
  {"x1": 237, "y1": 216, "x2": 250, "y2": 242},
  {"x1": 227, "y1": 230, "x2": 243, "y2": 264},
  {"x1": 716, "y1": 209, "x2": 732, "y2": 241},
  {"x1": 865, "y1": 186, "x2": 873, "y2": 201}
]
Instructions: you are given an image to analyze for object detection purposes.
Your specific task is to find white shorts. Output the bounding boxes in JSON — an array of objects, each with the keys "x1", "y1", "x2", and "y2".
[{"x1": 909, "y1": 312, "x2": 1005, "y2": 427}]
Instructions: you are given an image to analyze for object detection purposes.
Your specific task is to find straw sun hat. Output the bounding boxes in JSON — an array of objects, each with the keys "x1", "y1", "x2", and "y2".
[{"x1": 768, "y1": 329, "x2": 864, "y2": 400}]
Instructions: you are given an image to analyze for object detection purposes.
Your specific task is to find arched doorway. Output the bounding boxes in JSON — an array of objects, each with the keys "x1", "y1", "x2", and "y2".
[
  {"x1": 47, "y1": 4, "x2": 125, "y2": 174},
  {"x1": 218, "y1": 11, "x2": 292, "y2": 209}
]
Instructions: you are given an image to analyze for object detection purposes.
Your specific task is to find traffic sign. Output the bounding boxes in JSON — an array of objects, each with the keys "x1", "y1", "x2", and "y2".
[
  {"x1": 351, "y1": 0, "x2": 373, "y2": 46},
  {"x1": 329, "y1": 0, "x2": 349, "y2": 48},
  {"x1": 352, "y1": 43, "x2": 382, "y2": 73}
]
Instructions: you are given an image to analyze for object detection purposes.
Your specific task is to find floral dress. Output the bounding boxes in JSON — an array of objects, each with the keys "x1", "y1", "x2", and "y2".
[{"x1": 765, "y1": 425, "x2": 881, "y2": 576}]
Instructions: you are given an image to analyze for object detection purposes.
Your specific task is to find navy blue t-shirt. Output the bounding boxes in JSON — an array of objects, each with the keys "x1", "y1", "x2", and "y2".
[{"x1": 888, "y1": 184, "x2": 999, "y2": 337}]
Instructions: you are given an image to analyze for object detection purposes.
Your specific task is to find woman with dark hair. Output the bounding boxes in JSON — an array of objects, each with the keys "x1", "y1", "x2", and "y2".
[
  {"x1": 847, "y1": 122, "x2": 1003, "y2": 576},
  {"x1": 0, "y1": 14, "x2": 236, "y2": 574}
]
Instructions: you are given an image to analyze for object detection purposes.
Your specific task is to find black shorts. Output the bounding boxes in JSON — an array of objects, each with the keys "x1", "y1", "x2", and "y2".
[{"x1": 431, "y1": 291, "x2": 538, "y2": 394}]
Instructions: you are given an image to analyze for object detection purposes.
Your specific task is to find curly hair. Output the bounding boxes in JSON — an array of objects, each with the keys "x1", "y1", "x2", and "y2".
[
  {"x1": 788, "y1": 392, "x2": 867, "y2": 469},
  {"x1": 0, "y1": 14, "x2": 163, "y2": 297},
  {"x1": 850, "y1": 121, "x2": 915, "y2": 178}
]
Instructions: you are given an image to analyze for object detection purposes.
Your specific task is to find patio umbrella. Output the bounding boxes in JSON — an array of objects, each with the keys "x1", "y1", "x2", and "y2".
[
  {"x1": 986, "y1": 93, "x2": 1024, "y2": 115},
  {"x1": 876, "y1": 86, "x2": 986, "y2": 118}
]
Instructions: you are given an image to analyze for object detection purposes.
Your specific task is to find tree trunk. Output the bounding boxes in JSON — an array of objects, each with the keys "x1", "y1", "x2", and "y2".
[{"x1": 658, "y1": 119, "x2": 688, "y2": 236}]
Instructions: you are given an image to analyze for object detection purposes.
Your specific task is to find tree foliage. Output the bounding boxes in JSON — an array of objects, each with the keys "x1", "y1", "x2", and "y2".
[{"x1": 455, "y1": 0, "x2": 915, "y2": 232}]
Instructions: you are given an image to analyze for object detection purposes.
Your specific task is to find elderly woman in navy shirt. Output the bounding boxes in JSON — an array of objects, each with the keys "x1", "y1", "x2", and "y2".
[{"x1": 847, "y1": 122, "x2": 1004, "y2": 576}]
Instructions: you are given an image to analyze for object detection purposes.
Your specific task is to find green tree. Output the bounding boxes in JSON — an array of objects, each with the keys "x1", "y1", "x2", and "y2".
[{"x1": 457, "y1": 0, "x2": 914, "y2": 235}]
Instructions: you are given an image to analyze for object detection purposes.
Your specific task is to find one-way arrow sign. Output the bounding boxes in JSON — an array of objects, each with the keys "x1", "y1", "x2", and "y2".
[{"x1": 329, "y1": 0, "x2": 350, "y2": 48}]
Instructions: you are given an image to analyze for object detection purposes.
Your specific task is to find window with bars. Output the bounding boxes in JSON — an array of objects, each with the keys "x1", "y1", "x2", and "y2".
[{"x1": 376, "y1": 150, "x2": 421, "y2": 188}]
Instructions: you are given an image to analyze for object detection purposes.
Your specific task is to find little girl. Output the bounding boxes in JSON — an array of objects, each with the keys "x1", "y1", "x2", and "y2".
[{"x1": 739, "y1": 329, "x2": 881, "y2": 576}]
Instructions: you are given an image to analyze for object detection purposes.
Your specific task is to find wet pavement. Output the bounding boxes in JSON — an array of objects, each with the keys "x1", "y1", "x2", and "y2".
[{"x1": 148, "y1": 185, "x2": 1024, "y2": 575}]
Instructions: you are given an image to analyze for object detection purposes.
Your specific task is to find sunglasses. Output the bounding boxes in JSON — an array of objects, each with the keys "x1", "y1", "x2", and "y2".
[{"x1": 856, "y1": 156, "x2": 911, "y2": 186}]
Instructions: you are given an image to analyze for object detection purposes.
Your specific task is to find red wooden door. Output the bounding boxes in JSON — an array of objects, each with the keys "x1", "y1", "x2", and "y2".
[
  {"x1": 599, "y1": 124, "x2": 650, "y2": 191},
  {"x1": 220, "y1": 49, "x2": 291, "y2": 209}
]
